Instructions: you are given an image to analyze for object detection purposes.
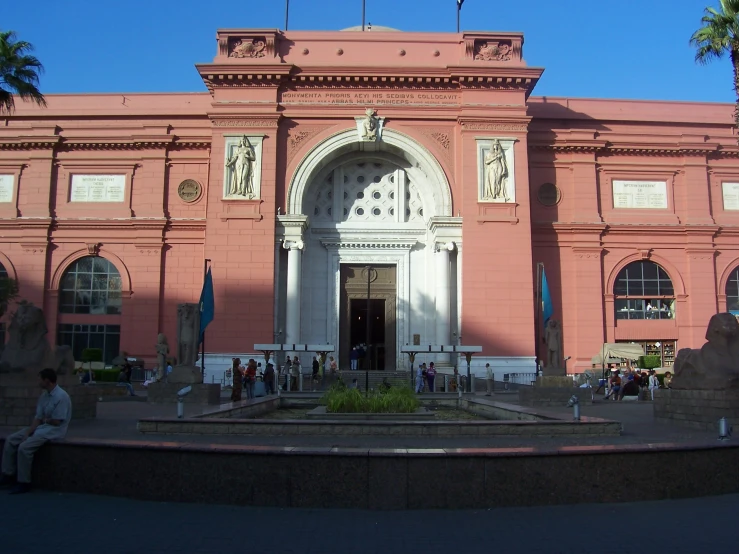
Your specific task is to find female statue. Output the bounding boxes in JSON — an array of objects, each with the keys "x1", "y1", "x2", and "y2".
[{"x1": 484, "y1": 139, "x2": 509, "y2": 201}]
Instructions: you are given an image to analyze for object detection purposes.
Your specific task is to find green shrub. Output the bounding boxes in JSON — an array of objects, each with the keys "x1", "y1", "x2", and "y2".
[
  {"x1": 637, "y1": 355, "x2": 661, "y2": 370},
  {"x1": 92, "y1": 369, "x2": 121, "y2": 383},
  {"x1": 81, "y1": 348, "x2": 103, "y2": 364},
  {"x1": 321, "y1": 385, "x2": 420, "y2": 414}
]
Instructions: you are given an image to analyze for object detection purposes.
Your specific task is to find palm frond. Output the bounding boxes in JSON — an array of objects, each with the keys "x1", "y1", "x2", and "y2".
[{"x1": 0, "y1": 29, "x2": 46, "y2": 114}]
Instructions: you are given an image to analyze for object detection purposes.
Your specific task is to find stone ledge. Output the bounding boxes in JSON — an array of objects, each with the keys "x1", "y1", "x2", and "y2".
[
  {"x1": 654, "y1": 389, "x2": 739, "y2": 431},
  {"x1": 147, "y1": 382, "x2": 221, "y2": 405}
]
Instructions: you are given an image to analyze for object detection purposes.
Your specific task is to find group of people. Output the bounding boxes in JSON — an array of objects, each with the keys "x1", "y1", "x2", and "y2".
[
  {"x1": 594, "y1": 362, "x2": 667, "y2": 401},
  {"x1": 229, "y1": 358, "x2": 275, "y2": 401}
]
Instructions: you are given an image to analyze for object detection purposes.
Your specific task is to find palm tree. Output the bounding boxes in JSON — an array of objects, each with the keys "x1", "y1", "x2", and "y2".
[{"x1": 0, "y1": 30, "x2": 46, "y2": 114}]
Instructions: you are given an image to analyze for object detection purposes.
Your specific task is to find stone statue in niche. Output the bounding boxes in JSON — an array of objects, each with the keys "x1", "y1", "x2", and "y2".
[
  {"x1": 484, "y1": 139, "x2": 510, "y2": 202},
  {"x1": 0, "y1": 301, "x2": 74, "y2": 378},
  {"x1": 361, "y1": 108, "x2": 379, "y2": 141},
  {"x1": 671, "y1": 313, "x2": 739, "y2": 390},
  {"x1": 225, "y1": 135, "x2": 257, "y2": 198},
  {"x1": 176, "y1": 303, "x2": 200, "y2": 368},
  {"x1": 544, "y1": 319, "x2": 563, "y2": 374},
  {"x1": 155, "y1": 333, "x2": 169, "y2": 381}
]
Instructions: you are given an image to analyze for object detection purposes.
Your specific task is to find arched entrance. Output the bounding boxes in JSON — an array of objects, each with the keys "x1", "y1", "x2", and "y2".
[{"x1": 278, "y1": 128, "x2": 460, "y2": 371}]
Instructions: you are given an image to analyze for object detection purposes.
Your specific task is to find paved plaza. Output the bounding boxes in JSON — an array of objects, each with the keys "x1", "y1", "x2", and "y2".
[{"x1": 0, "y1": 490, "x2": 736, "y2": 553}]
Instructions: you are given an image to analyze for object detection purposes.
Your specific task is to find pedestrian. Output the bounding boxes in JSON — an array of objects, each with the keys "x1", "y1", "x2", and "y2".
[
  {"x1": 245, "y1": 359, "x2": 257, "y2": 399},
  {"x1": 264, "y1": 363, "x2": 275, "y2": 395},
  {"x1": 312, "y1": 356, "x2": 320, "y2": 383},
  {"x1": 283, "y1": 356, "x2": 292, "y2": 391},
  {"x1": 350, "y1": 347, "x2": 359, "y2": 371},
  {"x1": 426, "y1": 362, "x2": 436, "y2": 392},
  {"x1": 292, "y1": 356, "x2": 301, "y2": 391},
  {"x1": 230, "y1": 358, "x2": 243, "y2": 401},
  {"x1": 485, "y1": 363, "x2": 494, "y2": 396},
  {"x1": 648, "y1": 370, "x2": 660, "y2": 400},
  {"x1": 0, "y1": 368, "x2": 72, "y2": 494},
  {"x1": 415, "y1": 363, "x2": 424, "y2": 394}
]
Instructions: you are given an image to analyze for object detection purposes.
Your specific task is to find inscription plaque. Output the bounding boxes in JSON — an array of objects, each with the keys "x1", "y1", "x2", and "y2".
[
  {"x1": 177, "y1": 179, "x2": 202, "y2": 203},
  {"x1": 0, "y1": 175, "x2": 14, "y2": 203},
  {"x1": 722, "y1": 183, "x2": 739, "y2": 211},
  {"x1": 70, "y1": 175, "x2": 125, "y2": 203},
  {"x1": 612, "y1": 180, "x2": 667, "y2": 209}
]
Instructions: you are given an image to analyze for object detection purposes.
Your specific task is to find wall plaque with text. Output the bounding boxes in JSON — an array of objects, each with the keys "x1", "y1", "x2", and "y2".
[
  {"x1": 612, "y1": 180, "x2": 667, "y2": 209},
  {"x1": 70, "y1": 175, "x2": 125, "y2": 203},
  {"x1": 0, "y1": 175, "x2": 14, "y2": 203},
  {"x1": 722, "y1": 182, "x2": 739, "y2": 211}
]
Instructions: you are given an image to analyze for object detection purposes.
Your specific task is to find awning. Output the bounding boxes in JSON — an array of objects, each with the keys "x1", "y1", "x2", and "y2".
[{"x1": 591, "y1": 343, "x2": 645, "y2": 365}]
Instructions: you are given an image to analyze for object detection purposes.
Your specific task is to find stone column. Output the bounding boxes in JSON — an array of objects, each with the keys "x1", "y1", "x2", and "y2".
[
  {"x1": 435, "y1": 242, "x2": 453, "y2": 365},
  {"x1": 284, "y1": 240, "x2": 304, "y2": 346}
]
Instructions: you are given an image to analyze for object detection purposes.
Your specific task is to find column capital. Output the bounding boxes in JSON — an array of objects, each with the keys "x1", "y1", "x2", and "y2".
[
  {"x1": 283, "y1": 239, "x2": 304, "y2": 251},
  {"x1": 435, "y1": 241, "x2": 456, "y2": 253},
  {"x1": 428, "y1": 216, "x2": 463, "y2": 243},
  {"x1": 277, "y1": 214, "x2": 308, "y2": 242}
]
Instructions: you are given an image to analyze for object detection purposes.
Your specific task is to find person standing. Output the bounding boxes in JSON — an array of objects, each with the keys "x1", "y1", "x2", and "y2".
[
  {"x1": 230, "y1": 358, "x2": 243, "y2": 401},
  {"x1": 0, "y1": 369, "x2": 72, "y2": 494},
  {"x1": 648, "y1": 370, "x2": 660, "y2": 400},
  {"x1": 426, "y1": 362, "x2": 436, "y2": 392},
  {"x1": 485, "y1": 363, "x2": 494, "y2": 396},
  {"x1": 264, "y1": 363, "x2": 275, "y2": 395},
  {"x1": 291, "y1": 356, "x2": 301, "y2": 391},
  {"x1": 245, "y1": 359, "x2": 257, "y2": 400},
  {"x1": 415, "y1": 363, "x2": 424, "y2": 394},
  {"x1": 283, "y1": 356, "x2": 292, "y2": 391},
  {"x1": 350, "y1": 347, "x2": 359, "y2": 371}
]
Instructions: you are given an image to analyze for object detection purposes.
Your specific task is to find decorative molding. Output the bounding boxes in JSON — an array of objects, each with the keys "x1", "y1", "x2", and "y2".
[
  {"x1": 415, "y1": 127, "x2": 454, "y2": 168},
  {"x1": 212, "y1": 119, "x2": 279, "y2": 128},
  {"x1": 476, "y1": 203, "x2": 518, "y2": 224},
  {"x1": 134, "y1": 244, "x2": 163, "y2": 255},
  {"x1": 86, "y1": 243, "x2": 100, "y2": 256},
  {"x1": 287, "y1": 126, "x2": 331, "y2": 165},
  {"x1": 474, "y1": 40, "x2": 514, "y2": 62},
  {"x1": 572, "y1": 247, "x2": 603, "y2": 260},
  {"x1": 219, "y1": 200, "x2": 263, "y2": 222},
  {"x1": 320, "y1": 241, "x2": 416, "y2": 250},
  {"x1": 20, "y1": 242, "x2": 48, "y2": 254},
  {"x1": 229, "y1": 38, "x2": 267, "y2": 59},
  {"x1": 461, "y1": 121, "x2": 528, "y2": 132},
  {"x1": 637, "y1": 248, "x2": 652, "y2": 260}
]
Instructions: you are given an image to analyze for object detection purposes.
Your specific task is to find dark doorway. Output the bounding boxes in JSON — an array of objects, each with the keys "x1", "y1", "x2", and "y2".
[{"x1": 350, "y1": 298, "x2": 386, "y2": 370}]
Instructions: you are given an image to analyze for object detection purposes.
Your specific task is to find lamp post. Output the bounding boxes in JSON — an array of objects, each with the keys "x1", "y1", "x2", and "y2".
[{"x1": 365, "y1": 265, "x2": 372, "y2": 395}]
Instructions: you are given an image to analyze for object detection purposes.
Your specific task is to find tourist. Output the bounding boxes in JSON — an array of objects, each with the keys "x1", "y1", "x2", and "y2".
[
  {"x1": 291, "y1": 356, "x2": 301, "y2": 391},
  {"x1": 312, "y1": 356, "x2": 320, "y2": 383},
  {"x1": 350, "y1": 347, "x2": 359, "y2": 371},
  {"x1": 0, "y1": 369, "x2": 72, "y2": 495},
  {"x1": 283, "y1": 356, "x2": 292, "y2": 391},
  {"x1": 648, "y1": 370, "x2": 660, "y2": 400},
  {"x1": 427, "y1": 362, "x2": 436, "y2": 392},
  {"x1": 245, "y1": 359, "x2": 257, "y2": 399},
  {"x1": 329, "y1": 356, "x2": 337, "y2": 374},
  {"x1": 264, "y1": 363, "x2": 275, "y2": 395},
  {"x1": 485, "y1": 363, "x2": 494, "y2": 396},
  {"x1": 117, "y1": 370, "x2": 136, "y2": 396},
  {"x1": 664, "y1": 371, "x2": 673, "y2": 389},
  {"x1": 230, "y1": 358, "x2": 243, "y2": 401},
  {"x1": 621, "y1": 374, "x2": 640, "y2": 399},
  {"x1": 415, "y1": 363, "x2": 424, "y2": 394},
  {"x1": 604, "y1": 370, "x2": 621, "y2": 400}
]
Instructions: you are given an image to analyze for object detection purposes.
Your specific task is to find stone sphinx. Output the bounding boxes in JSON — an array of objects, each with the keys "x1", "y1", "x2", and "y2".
[
  {"x1": 0, "y1": 301, "x2": 74, "y2": 378},
  {"x1": 671, "y1": 313, "x2": 739, "y2": 390}
]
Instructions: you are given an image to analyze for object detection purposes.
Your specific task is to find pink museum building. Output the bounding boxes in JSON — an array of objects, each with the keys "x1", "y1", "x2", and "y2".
[{"x1": 1, "y1": 26, "x2": 738, "y2": 378}]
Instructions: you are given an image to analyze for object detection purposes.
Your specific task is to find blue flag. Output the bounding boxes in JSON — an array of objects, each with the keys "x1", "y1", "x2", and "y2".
[
  {"x1": 542, "y1": 268, "x2": 554, "y2": 326},
  {"x1": 457, "y1": 0, "x2": 464, "y2": 6},
  {"x1": 199, "y1": 267, "x2": 214, "y2": 343}
]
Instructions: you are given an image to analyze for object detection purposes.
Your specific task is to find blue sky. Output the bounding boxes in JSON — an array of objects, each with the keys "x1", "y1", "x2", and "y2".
[{"x1": 3, "y1": 0, "x2": 734, "y2": 102}]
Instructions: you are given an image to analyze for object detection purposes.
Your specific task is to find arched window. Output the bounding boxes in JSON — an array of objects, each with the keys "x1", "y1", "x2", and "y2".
[
  {"x1": 726, "y1": 267, "x2": 739, "y2": 314},
  {"x1": 57, "y1": 256, "x2": 122, "y2": 364},
  {"x1": 614, "y1": 261, "x2": 675, "y2": 320},
  {"x1": 59, "y1": 256, "x2": 122, "y2": 315}
]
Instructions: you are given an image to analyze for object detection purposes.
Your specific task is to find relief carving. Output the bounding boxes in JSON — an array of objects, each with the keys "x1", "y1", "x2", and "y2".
[
  {"x1": 474, "y1": 40, "x2": 513, "y2": 61},
  {"x1": 212, "y1": 119, "x2": 278, "y2": 128},
  {"x1": 229, "y1": 38, "x2": 266, "y2": 58},
  {"x1": 416, "y1": 127, "x2": 454, "y2": 168},
  {"x1": 287, "y1": 126, "x2": 330, "y2": 165}
]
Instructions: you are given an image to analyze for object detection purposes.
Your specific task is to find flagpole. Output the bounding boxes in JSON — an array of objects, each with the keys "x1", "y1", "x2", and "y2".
[
  {"x1": 362, "y1": 0, "x2": 366, "y2": 32},
  {"x1": 201, "y1": 258, "x2": 211, "y2": 380},
  {"x1": 285, "y1": 0, "x2": 289, "y2": 30},
  {"x1": 535, "y1": 262, "x2": 543, "y2": 377},
  {"x1": 457, "y1": 5, "x2": 460, "y2": 33}
]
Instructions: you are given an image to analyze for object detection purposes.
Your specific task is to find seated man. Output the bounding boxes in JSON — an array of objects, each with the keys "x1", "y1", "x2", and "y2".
[
  {"x1": 620, "y1": 375, "x2": 640, "y2": 399},
  {"x1": 117, "y1": 370, "x2": 136, "y2": 396},
  {"x1": 0, "y1": 368, "x2": 72, "y2": 494}
]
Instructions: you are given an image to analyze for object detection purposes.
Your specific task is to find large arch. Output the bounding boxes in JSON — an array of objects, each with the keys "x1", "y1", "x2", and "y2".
[
  {"x1": 51, "y1": 248, "x2": 132, "y2": 293},
  {"x1": 287, "y1": 128, "x2": 453, "y2": 218}
]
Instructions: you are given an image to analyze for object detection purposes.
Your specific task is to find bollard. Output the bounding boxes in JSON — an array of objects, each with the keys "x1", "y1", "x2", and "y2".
[
  {"x1": 299, "y1": 374, "x2": 303, "y2": 392},
  {"x1": 444, "y1": 374, "x2": 449, "y2": 392},
  {"x1": 470, "y1": 374, "x2": 476, "y2": 394},
  {"x1": 718, "y1": 417, "x2": 732, "y2": 440},
  {"x1": 177, "y1": 397, "x2": 184, "y2": 419},
  {"x1": 567, "y1": 394, "x2": 580, "y2": 421}
]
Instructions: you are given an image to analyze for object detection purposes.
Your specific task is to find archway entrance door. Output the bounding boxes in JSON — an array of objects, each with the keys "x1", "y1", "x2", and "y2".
[{"x1": 340, "y1": 264, "x2": 396, "y2": 370}]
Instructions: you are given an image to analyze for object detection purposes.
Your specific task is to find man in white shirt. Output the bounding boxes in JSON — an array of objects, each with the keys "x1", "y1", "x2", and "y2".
[
  {"x1": 485, "y1": 363, "x2": 494, "y2": 396},
  {"x1": 0, "y1": 368, "x2": 73, "y2": 494}
]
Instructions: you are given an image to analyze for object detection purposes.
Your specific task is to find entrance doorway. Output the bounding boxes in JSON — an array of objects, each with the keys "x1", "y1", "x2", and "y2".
[
  {"x1": 339, "y1": 264, "x2": 397, "y2": 371},
  {"x1": 350, "y1": 298, "x2": 386, "y2": 370}
]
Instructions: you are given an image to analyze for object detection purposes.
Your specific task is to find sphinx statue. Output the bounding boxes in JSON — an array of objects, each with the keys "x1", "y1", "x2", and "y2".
[
  {"x1": 0, "y1": 301, "x2": 75, "y2": 378},
  {"x1": 670, "y1": 312, "x2": 739, "y2": 390}
]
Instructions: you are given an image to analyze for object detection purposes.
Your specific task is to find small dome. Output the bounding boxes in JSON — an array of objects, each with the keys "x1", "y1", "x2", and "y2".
[{"x1": 341, "y1": 25, "x2": 400, "y2": 32}]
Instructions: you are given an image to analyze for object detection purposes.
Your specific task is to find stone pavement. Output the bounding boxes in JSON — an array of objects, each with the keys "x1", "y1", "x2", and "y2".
[{"x1": 0, "y1": 490, "x2": 736, "y2": 553}]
